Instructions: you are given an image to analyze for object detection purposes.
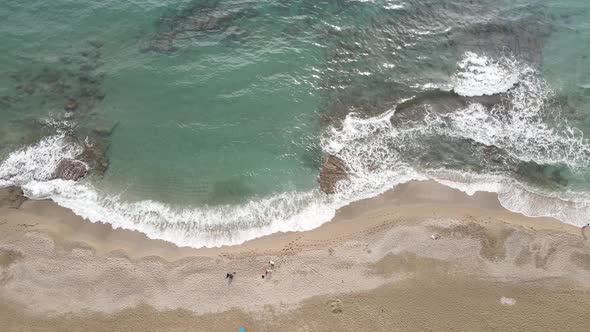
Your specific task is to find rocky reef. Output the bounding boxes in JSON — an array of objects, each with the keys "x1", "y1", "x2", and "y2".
[
  {"x1": 53, "y1": 159, "x2": 89, "y2": 181},
  {"x1": 318, "y1": 155, "x2": 349, "y2": 194},
  {"x1": 314, "y1": 3, "x2": 555, "y2": 194},
  {"x1": 144, "y1": 0, "x2": 255, "y2": 54},
  {"x1": 1, "y1": 40, "x2": 114, "y2": 182},
  {"x1": 451, "y1": 20, "x2": 551, "y2": 65},
  {"x1": 5, "y1": 41, "x2": 106, "y2": 118}
]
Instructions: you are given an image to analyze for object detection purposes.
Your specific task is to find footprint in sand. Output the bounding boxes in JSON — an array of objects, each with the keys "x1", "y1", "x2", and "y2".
[{"x1": 327, "y1": 299, "x2": 343, "y2": 313}]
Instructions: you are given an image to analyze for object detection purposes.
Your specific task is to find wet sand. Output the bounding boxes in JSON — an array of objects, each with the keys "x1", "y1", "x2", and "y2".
[{"x1": 1, "y1": 181, "x2": 590, "y2": 331}]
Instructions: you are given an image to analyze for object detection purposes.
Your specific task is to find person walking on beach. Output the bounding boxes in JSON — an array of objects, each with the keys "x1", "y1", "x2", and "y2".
[{"x1": 263, "y1": 269, "x2": 273, "y2": 280}]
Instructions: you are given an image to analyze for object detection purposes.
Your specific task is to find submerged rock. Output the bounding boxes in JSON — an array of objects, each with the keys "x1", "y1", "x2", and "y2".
[
  {"x1": 515, "y1": 162, "x2": 570, "y2": 189},
  {"x1": 79, "y1": 140, "x2": 109, "y2": 176},
  {"x1": 53, "y1": 159, "x2": 89, "y2": 181},
  {"x1": 145, "y1": 2, "x2": 257, "y2": 54},
  {"x1": 64, "y1": 98, "x2": 79, "y2": 112},
  {"x1": 319, "y1": 155, "x2": 349, "y2": 194},
  {"x1": 7, "y1": 41, "x2": 106, "y2": 127},
  {"x1": 393, "y1": 90, "x2": 503, "y2": 125},
  {"x1": 453, "y1": 20, "x2": 551, "y2": 64},
  {"x1": 320, "y1": 81, "x2": 409, "y2": 127}
]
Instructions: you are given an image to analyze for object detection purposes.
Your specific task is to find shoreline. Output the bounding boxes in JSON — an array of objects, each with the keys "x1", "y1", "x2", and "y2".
[
  {"x1": 2, "y1": 180, "x2": 590, "y2": 331},
  {"x1": 1, "y1": 180, "x2": 582, "y2": 258}
]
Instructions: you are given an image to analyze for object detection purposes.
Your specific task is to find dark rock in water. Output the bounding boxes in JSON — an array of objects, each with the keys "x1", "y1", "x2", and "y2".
[
  {"x1": 515, "y1": 162, "x2": 570, "y2": 189},
  {"x1": 88, "y1": 40, "x2": 104, "y2": 49},
  {"x1": 53, "y1": 159, "x2": 88, "y2": 181},
  {"x1": 79, "y1": 141, "x2": 109, "y2": 176},
  {"x1": 320, "y1": 81, "x2": 409, "y2": 127},
  {"x1": 64, "y1": 98, "x2": 79, "y2": 112},
  {"x1": 92, "y1": 122, "x2": 119, "y2": 138},
  {"x1": 0, "y1": 186, "x2": 27, "y2": 209},
  {"x1": 393, "y1": 90, "x2": 503, "y2": 125},
  {"x1": 7, "y1": 42, "x2": 106, "y2": 142},
  {"x1": 0, "y1": 95, "x2": 18, "y2": 108},
  {"x1": 144, "y1": 32, "x2": 178, "y2": 54},
  {"x1": 23, "y1": 84, "x2": 35, "y2": 95},
  {"x1": 68, "y1": 123, "x2": 116, "y2": 177},
  {"x1": 393, "y1": 90, "x2": 467, "y2": 124},
  {"x1": 146, "y1": 2, "x2": 257, "y2": 54},
  {"x1": 452, "y1": 19, "x2": 551, "y2": 64},
  {"x1": 79, "y1": 86, "x2": 100, "y2": 98},
  {"x1": 224, "y1": 25, "x2": 245, "y2": 41},
  {"x1": 323, "y1": 86, "x2": 505, "y2": 130},
  {"x1": 319, "y1": 155, "x2": 349, "y2": 194}
]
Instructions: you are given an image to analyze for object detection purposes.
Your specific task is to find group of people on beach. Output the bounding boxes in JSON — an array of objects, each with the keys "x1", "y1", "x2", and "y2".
[
  {"x1": 225, "y1": 260, "x2": 275, "y2": 282},
  {"x1": 262, "y1": 260, "x2": 274, "y2": 279}
]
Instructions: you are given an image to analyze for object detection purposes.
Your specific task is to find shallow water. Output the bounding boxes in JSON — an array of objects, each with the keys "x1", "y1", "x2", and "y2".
[{"x1": 1, "y1": 0, "x2": 590, "y2": 247}]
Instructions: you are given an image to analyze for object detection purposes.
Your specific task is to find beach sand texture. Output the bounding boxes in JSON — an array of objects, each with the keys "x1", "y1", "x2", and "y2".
[{"x1": 1, "y1": 181, "x2": 590, "y2": 331}]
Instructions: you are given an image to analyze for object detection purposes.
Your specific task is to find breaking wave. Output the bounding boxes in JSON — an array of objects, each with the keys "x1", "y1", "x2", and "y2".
[
  {"x1": 0, "y1": 134, "x2": 423, "y2": 247},
  {"x1": 1, "y1": 52, "x2": 590, "y2": 248},
  {"x1": 0, "y1": 136, "x2": 335, "y2": 247},
  {"x1": 324, "y1": 52, "x2": 590, "y2": 226}
]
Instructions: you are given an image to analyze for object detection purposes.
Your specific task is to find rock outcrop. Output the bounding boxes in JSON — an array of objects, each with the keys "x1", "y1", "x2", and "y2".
[
  {"x1": 53, "y1": 159, "x2": 89, "y2": 181},
  {"x1": 145, "y1": 4, "x2": 255, "y2": 54},
  {"x1": 64, "y1": 98, "x2": 79, "y2": 112},
  {"x1": 79, "y1": 140, "x2": 109, "y2": 176},
  {"x1": 318, "y1": 155, "x2": 349, "y2": 194}
]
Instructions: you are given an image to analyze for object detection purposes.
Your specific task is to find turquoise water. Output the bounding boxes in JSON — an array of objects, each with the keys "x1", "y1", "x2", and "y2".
[{"x1": 1, "y1": 0, "x2": 590, "y2": 247}]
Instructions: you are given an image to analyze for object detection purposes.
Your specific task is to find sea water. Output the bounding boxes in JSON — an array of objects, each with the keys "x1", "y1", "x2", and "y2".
[{"x1": 1, "y1": 0, "x2": 589, "y2": 247}]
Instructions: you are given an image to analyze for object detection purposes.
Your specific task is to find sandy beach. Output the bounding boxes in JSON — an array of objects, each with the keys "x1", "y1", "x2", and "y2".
[
  {"x1": 2, "y1": 0, "x2": 590, "y2": 330},
  {"x1": 1, "y1": 180, "x2": 590, "y2": 331}
]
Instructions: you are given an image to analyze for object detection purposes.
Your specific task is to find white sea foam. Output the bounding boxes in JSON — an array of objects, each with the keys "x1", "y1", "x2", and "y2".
[
  {"x1": 0, "y1": 134, "x2": 420, "y2": 248},
  {"x1": 0, "y1": 135, "x2": 83, "y2": 187},
  {"x1": 2, "y1": 52, "x2": 590, "y2": 248},
  {"x1": 452, "y1": 52, "x2": 522, "y2": 97},
  {"x1": 324, "y1": 111, "x2": 590, "y2": 226},
  {"x1": 0, "y1": 131, "x2": 421, "y2": 248},
  {"x1": 437, "y1": 62, "x2": 590, "y2": 168},
  {"x1": 0, "y1": 136, "x2": 337, "y2": 247},
  {"x1": 22, "y1": 179, "x2": 338, "y2": 248},
  {"x1": 428, "y1": 169, "x2": 590, "y2": 226},
  {"x1": 321, "y1": 53, "x2": 590, "y2": 227}
]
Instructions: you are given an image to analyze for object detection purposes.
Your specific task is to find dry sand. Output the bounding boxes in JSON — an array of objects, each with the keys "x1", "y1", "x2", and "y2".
[{"x1": 1, "y1": 181, "x2": 590, "y2": 331}]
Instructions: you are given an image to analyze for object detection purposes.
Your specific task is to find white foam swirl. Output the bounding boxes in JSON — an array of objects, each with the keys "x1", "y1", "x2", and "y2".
[
  {"x1": 438, "y1": 64, "x2": 590, "y2": 168},
  {"x1": 0, "y1": 134, "x2": 419, "y2": 248},
  {"x1": 453, "y1": 52, "x2": 522, "y2": 97},
  {"x1": 0, "y1": 135, "x2": 83, "y2": 187},
  {"x1": 322, "y1": 53, "x2": 590, "y2": 227},
  {"x1": 0, "y1": 135, "x2": 340, "y2": 247}
]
